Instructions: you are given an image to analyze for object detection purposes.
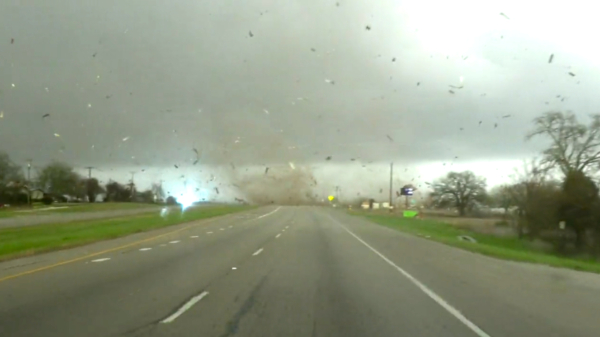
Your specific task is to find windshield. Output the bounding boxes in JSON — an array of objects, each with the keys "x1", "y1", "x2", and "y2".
[{"x1": 1, "y1": 1, "x2": 599, "y2": 337}]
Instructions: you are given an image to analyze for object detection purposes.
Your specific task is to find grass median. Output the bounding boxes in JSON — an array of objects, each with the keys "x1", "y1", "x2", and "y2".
[
  {"x1": 0, "y1": 205, "x2": 255, "y2": 261},
  {"x1": 0, "y1": 202, "x2": 160, "y2": 218},
  {"x1": 351, "y1": 211, "x2": 600, "y2": 274}
]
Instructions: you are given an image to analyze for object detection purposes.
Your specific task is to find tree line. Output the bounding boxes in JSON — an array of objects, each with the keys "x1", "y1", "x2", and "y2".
[
  {"x1": 0, "y1": 157, "x2": 169, "y2": 205},
  {"x1": 428, "y1": 111, "x2": 600, "y2": 257}
]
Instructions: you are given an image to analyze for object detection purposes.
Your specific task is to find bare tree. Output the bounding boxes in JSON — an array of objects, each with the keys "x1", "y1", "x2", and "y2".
[
  {"x1": 526, "y1": 111, "x2": 600, "y2": 176},
  {"x1": 430, "y1": 171, "x2": 487, "y2": 216}
]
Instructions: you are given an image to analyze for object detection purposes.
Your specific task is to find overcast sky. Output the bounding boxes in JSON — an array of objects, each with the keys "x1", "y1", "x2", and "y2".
[{"x1": 1, "y1": 0, "x2": 599, "y2": 202}]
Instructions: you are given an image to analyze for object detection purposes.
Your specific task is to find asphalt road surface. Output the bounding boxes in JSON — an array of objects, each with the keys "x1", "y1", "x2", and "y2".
[{"x1": 1, "y1": 206, "x2": 599, "y2": 337}]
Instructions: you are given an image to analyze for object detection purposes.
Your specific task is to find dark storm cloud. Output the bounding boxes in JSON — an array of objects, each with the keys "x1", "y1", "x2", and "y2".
[{"x1": 1, "y1": 0, "x2": 599, "y2": 174}]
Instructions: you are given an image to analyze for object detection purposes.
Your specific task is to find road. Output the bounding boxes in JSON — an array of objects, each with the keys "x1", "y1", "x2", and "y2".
[{"x1": 1, "y1": 206, "x2": 599, "y2": 337}]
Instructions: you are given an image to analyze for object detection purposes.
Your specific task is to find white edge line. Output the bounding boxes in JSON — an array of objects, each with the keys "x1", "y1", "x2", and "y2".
[
  {"x1": 252, "y1": 248, "x2": 264, "y2": 256},
  {"x1": 275, "y1": 233, "x2": 281, "y2": 238},
  {"x1": 257, "y1": 206, "x2": 281, "y2": 219},
  {"x1": 169, "y1": 240, "x2": 180, "y2": 244},
  {"x1": 91, "y1": 258, "x2": 110, "y2": 262},
  {"x1": 161, "y1": 291, "x2": 209, "y2": 323},
  {"x1": 330, "y1": 216, "x2": 491, "y2": 337},
  {"x1": 139, "y1": 248, "x2": 152, "y2": 251},
  {"x1": 207, "y1": 232, "x2": 213, "y2": 234}
]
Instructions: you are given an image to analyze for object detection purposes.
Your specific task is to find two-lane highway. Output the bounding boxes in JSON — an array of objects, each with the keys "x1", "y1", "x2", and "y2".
[{"x1": 1, "y1": 206, "x2": 600, "y2": 336}]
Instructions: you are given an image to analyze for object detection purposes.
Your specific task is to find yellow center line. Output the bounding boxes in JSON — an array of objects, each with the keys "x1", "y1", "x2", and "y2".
[{"x1": 0, "y1": 217, "x2": 223, "y2": 283}]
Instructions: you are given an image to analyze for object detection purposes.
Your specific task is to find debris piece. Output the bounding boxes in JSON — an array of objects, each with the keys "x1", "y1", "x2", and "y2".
[
  {"x1": 494, "y1": 123, "x2": 498, "y2": 128},
  {"x1": 122, "y1": 136, "x2": 129, "y2": 141},
  {"x1": 499, "y1": 12, "x2": 510, "y2": 19},
  {"x1": 54, "y1": 133, "x2": 60, "y2": 137},
  {"x1": 326, "y1": 156, "x2": 332, "y2": 160},
  {"x1": 568, "y1": 72, "x2": 575, "y2": 77},
  {"x1": 215, "y1": 187, "x2": 219, "y2": 194},
  {"x1": 449, "y1": 90, "x2": 455, "y2": 94},
  {"x1": 265, "y1": 167, "x2": 269, "y2": 174},
  {"x1": 174, "y1": 165, "x2": 179, "y2": 169},
  {"x1": 458, "y1": 235, "x2": 477, "y2": 243},
  {"x1": 392, "y1": 57, "x2": 396, "y2": 62},
  {"x1": 42, "y1": 113, "x2": 50, "y2": 119},
  {"x1": 11, "y1": 38, "x2": 14, "y2": 44},
  {"x1": 289, "y1": 162, "x2": 295, "y2": 170},
  {"x1": 449, "y1": 85, "x2": 464, "y2": 89},
  {"x1": 478, "y1": 121, "x2": 482, "y2": 126},
  {"x1": 417, "y1": 82, "x2": 420, "y2": 86},
  {"x1": 502, "y1": 114, "x2": 511, "y2": 118},
  {"x1": 548, "y1": 54, "x2": 554, "y2": 63},
  {"x1": 193, "y1": 159, "x2": 199, "y2": 165},
  {"x1": 386, "y1": 135, "x2": 393, "y2": 142},
  {"x1": 92, "y1": 52, "x2": 97, "y2": 57},
  {"x1": 365, "y1": 25, "x2": 371, "y2": 30},
  {"x1": 249, "y1": 31, "x2": 254, "y2": 37},
  {"x1": 311, "y1": 48, "x2": 316, "y2": 52}
]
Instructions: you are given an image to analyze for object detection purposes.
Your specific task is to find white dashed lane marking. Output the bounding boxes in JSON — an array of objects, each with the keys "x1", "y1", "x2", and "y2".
[
  {"x1": 220, "y1": 228, "x2": 225, "y2": 231},
  {"x1": 161, "y1": 291, "x2": 209, "y2": 324},
  {"x1": 206, "y1": 232, "x2": 213, "y2": 234},
  {"x1": 252, "y1": 248, "x2": 264, "y2": 256},
  {"x1": 276, "y1": 234, "x2": 281, "y2": 238},
  {"x1": 190, "y1": 236, "x2": 199, "y2": 238},
  {"x1": 169, "y1": 241, "x2": 180, "y2": 244},
  {"x1": 91, "y1": 258, "x2": 110, "y2": 263},
  {"x1": 139, "y1": 248, "x2": 152, "y2": 251}
]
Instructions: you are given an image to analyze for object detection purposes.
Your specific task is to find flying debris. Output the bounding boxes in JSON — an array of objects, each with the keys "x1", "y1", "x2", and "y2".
[
  {"x1": 92, "y1": 52, "x2": 97, "y2": 57},
  {"x1": 548, "y1": 54, "x2": 554, "y2": 63},
  {"x1": 311, "y1": 48, "x2": 316, "y2": 52},
  {"x1": 449, "y1": 90, "x2": 455, "y2": 94},
  {"x1": 230, "y1": 163, "x2": 235, "y2": 170},
  {"x1": 193, "y1": 148, "x2": 199, "y2": 155},
  {"x1": 42, "y1": 114, "x2": 50, "y2": 119},
  {"x1": 263, "y1": 109, "x2": 269, "y2": 114},
  {"x1": 249, "y1": 30, "x2": 254, "y2": 37},
  {"x1": 386, "y1": 135, "x2": 393, "y2": 141},
  {"x1": 265, "y1": 167, "x2": 269, "y2": 174},
  {"x1": 478, "y1": 121, "x2": 482, "y2": 126},
  {"x1": 122, "y1": 136, "x2": 130, "y2": 141},
  {"x1": 54, "y1": 133, "x2": 60, "y2": 137},
  {"x1": 350, "y1": 158, "x2": 355, "y2": 161},
  {"x1": 417, "y1": 82, "x2": 420, "y2": 86},
  {"x1": 365, "y1": 25, "x2": 371, "y2": 30},
  {"x1": 502, "y1": 114, "x2": 511, "y2": 118},
  {"x1": 449, "y1": 85, "x2": 464, "y2": 89},
  {"x1": 215, "y1": 187, "x2": 219, "y2": 194},
  {"x1": 11, "y1": 38, "x2": 14, "y2": 44},
  {"x1": 568, "y1": 72, "x2": 576, "y2": 77},
  {"x1": 500, "y1": 12, "x2": 510, "y2": 19},
  {"x1": 392, "y1": 58, "x2": 396, "y2": 62},
  {"x1": 289, "y1": 162, "x2": 296, "y2": 170},
  {"x1": 174, "y1": 165, "x2": 179, "y2": 168},
  {"x1": 494, "y1": 123, "x2": 498, "y2": 128},
  {"x1": 324, "y1": 79, "x2": 335, "y2": 85},
  {"x1": 193, "y1": 159, "x2": 199, "y2": 165},
  {"x1": 326, "y1": 156, "x2": 332, "y2": 160}
]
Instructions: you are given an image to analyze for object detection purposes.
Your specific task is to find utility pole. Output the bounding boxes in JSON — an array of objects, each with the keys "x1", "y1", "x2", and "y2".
[
  {"x1": 84, "y1": 166, "x2": 95, "y2": 179},
  {"x1": 389, "y1": 162, "x2": 393, "y2": 212}
]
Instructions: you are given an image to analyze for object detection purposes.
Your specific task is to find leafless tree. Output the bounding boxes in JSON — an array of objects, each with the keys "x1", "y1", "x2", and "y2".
[{"x1": 526, "y1": 111, "x2": 600, "y2": 176}]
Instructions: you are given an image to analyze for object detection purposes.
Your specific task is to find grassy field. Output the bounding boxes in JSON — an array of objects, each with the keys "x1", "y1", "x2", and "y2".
[
  {"x1": 0, "y1": 205, "x2": 254, "y2": 261},
  {"x1": 351, "y1": 211, "x2": 600, "y2": 274},
  {"x1": 0, "y1": 202, "x2": 160, "y2": 218}
]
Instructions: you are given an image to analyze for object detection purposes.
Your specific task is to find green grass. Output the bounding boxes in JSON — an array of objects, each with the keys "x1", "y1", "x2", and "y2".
[
  {"x1": 0, "y1": 202, "x2": 159, "y2": 218},
  {"x1": 46, "y1": 202, "x2": 160, "y2": 213},
  {"x1": 0, "y1": 205, "x2": 255, "y2": 261},
  {"x1": 351, "y1": 211, "x2": 600, "y2": 274}
]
